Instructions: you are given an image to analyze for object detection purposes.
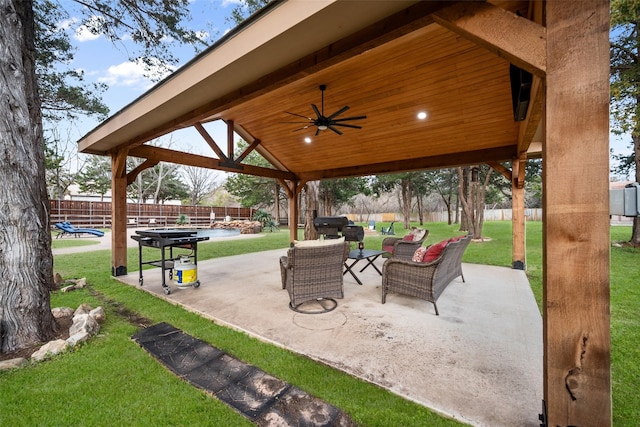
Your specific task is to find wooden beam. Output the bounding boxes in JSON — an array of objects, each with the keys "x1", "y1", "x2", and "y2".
[
  {"x1": 194, "y1": 122, "x2": 228, "y2": 162},
  {"x1": 226, "y1": 120, "x2": 235, "y2": 161},
  {"x1": 487, "y1": 161, "x2": 512, "y2": 181},
  {"x1": 235, "y1": 138, "x2": 261, "y2": 164},
  {"x1": 543, "y1": 1, "x2": 611, "y2": 425},
  {"x1": 126, "y1": 158, "x2": 159, "y2": 186},
  {"x1": 299, "y1": 146, "x2": 516, "y2": 181},
  {"x1": 128, "y1": 144, "x2": 297, "y2": 181},
  {"x1": 431, "y1": 1, "x2": 546, "y2": 77},
  {"x1": 518, "y1": 76, "x2": 545, "y2": 156}
]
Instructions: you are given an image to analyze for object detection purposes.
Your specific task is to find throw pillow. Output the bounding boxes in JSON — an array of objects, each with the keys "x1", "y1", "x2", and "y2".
[
  {"x1": 383, "y1": 245, "x2": 395, "y2": 254},
  {"x1": 412, "y1": 246, "x2": 427, "y2": 262},
  {"x1": 413, "y1": 228, "x2": 426, "y2": 241},
  {"x1": 402, "y1": 235, "x2": 414, "y2": 241},
  {"x1": 423, "y1": 239, "x2": 449, "y2": 262}
]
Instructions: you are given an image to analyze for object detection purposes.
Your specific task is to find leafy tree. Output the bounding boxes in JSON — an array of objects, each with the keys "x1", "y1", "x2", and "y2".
[
  {"x1": 0, "y1": 0, "x2": 206, "y2": 353},
  {"x1": 227, "y1": 0, "x2": 270, "y2": 26},
  {"x1": 423, "y1": 169, "x2": 459, "y2": 224},
  {"x1": 457, "y1": 165, "x2": 495, "y2": 239},
  {"x1": 78, "y1": 156, "x2": 112, "y2": 201},
  {"x1": 224, "y1": 140, "x2": 283, "y2": 209},
  {"x1": 611, "y1": 0, "x2": 640, "y2": 246},
  {"x1": 35, "y1": 0, "x2": 109, "y2": 122},
  {"x1": 319, "y1": 177, "x2": 369, "y2": 215},
  {"x1": 371, "y1": 173, "x2": 419, "y2": 230}
]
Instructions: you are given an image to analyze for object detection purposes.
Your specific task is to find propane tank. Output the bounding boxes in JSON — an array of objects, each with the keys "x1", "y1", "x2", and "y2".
[{"x1": 173, "y1": 255, "x2": 197, "y2": 287}]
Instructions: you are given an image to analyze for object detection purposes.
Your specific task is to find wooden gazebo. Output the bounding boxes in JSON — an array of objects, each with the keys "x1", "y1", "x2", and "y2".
[{"x1": 78, "y1": 1, "x2": 611, "y2": 425}]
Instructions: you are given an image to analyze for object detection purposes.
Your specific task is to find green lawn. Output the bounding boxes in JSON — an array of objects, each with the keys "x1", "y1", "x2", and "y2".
[{"x1": 1, "y1": 222, "x2": 637, "y2": 426}]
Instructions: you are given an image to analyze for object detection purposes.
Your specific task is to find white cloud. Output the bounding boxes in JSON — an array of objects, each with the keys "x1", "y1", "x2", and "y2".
[
  {"x1": 74, "y1": 15, "x2": 104, "y2": 42},
  {"x1": 97, "y1": 59, "x2": 174, "y2": 89},
  {"x1": 221, "y1": 0, "x2": 244, "y2": 7}
]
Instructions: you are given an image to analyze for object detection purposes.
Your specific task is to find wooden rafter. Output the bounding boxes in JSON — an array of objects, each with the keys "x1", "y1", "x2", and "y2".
[
  {"x1": 431, "y1": 1, "x2": 546, "y2": 77},
  {"x1": 129, "y1": 144, "x2": 296, "y2": 181},
  {"x1": 194, "y1": 122, "x2": 228, "y2": 162},
  {"x1": 235, "y1": 139, "x2": 261, "y2": 164}
]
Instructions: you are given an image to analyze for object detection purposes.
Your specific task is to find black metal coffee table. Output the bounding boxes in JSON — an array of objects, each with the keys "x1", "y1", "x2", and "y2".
[{"x1": 343, "y1": 249, "x2": 385, "y2": 285}]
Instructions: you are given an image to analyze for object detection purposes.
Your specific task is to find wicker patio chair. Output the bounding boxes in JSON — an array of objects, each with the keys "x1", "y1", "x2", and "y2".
[
  {"x1": 279, "y1": 238, "x2": 350, "y2": 313},
  {"x1": 381, "y1": 227, "x2": 429, "y2": 259},
  {"x1": 381, "y1": 234, "x2": 472, "y2": 315}
]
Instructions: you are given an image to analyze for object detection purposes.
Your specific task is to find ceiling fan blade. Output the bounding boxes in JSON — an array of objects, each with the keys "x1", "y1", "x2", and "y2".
[
  {"x1": 281, "y1": 121, "x2": 314, "y2": 124},
  {"x1": 315, "y1": 127, "x2": 321, "y2": 136},
  {"x1": 327, "y1": 106, "x2": 350, "y2": 119},
  {"x1": 332, "y1": 115, "x2": 367, "y2": 122},
  {"x1": 311, "y1": 104, "x2": 322, "y2": 118},
  {"x1": 285, "y1": 111, "x2": 313, "y2": 120},
  {"x1": 331, "y1": 123, "x2": 362, "y2": 129},
  {"x1": 293, "y1": 125, "x2": 312, "y2": 132},
  {"x1": 328, "y1": 125, "x2": 343, "y2": 135}
]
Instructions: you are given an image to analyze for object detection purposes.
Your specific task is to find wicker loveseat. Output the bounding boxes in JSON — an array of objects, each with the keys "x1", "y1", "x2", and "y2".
[
  {"x1": 279, "y1": 237, "x2": 350, "y2": 313},
  {"x1": 381, "y1": 227, "x2": 429, "y2": 259},
  {"x1": 381, "y1": 234, "x2": 472, "y2": 315}
]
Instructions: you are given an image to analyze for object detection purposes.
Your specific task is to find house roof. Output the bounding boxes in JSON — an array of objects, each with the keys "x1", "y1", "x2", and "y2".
[{"x1": 78, "y1": 0, "x2": 543, "y2": 182}]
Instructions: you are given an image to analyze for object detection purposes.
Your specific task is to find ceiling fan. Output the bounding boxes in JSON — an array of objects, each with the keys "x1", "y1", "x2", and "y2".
[{"x1": 284, "y1": 84, "x2": 367, "y2": 136}]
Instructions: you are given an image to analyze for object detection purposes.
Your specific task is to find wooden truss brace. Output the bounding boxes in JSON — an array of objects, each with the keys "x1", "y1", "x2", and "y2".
[{"x1": 487, "y1": 157, "x2": 527, "y2": 189}]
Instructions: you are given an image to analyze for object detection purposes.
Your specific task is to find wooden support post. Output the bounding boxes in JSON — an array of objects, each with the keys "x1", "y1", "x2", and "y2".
[
  {"x1": 543, "y1": 1, "x2": 611, "y2": 425},
  {"x1": 279, "y1": 179, "x2": 300, "y2": 243},
  {"x1": 111, "y1": 150, "x2": 128, "y2": 276},
  {"x1": 512, "y1": 159, "x2": 526, "y2": 270}
]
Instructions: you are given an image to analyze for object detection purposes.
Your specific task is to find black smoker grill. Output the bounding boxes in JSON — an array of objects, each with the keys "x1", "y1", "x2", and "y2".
[
  {"x1": 313, "y1": 216, "x2": 349, "y2": 239},
  {"x1": 131, "y1": 229, "x2": 209, "y2": 295},
  {"x1": 313, "y1": 216, "x2": 364, "y2": 242}
]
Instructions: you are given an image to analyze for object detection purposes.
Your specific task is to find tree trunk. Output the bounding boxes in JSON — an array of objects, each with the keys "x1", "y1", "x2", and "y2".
[
  {"x1": 632, "y1": 133, "x2": 640, "y2": 246},
  {"x1": 401, "y1": 178, "x2": 412, "y2": 229},
  {"x1": 304, "y1": 181, "x2": 319, "y2": 240},
  {"x1": 0, "y1": 0, "x2": 56, "y2": 353},
  {"x1": 458, "y1": 167, "x2": 470, "y2": 232}
]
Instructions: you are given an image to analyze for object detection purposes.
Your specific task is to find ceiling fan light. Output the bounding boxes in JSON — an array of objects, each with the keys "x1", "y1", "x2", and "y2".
[{"x1": 318, "y1": 125, "x2": 328, "y2": 130}]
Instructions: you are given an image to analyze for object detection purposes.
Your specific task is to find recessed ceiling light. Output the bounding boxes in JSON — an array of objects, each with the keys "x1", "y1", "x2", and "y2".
[
  {"x1": 417, "y1": 111, "x2": 427, "y2": 120},
  {"x1": 304, "y1": 137, "x2": 312, "y2": 143}
]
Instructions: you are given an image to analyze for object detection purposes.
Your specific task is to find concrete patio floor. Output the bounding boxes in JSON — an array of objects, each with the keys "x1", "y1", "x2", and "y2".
[{"x1": 114, "y1": 237, "x2": 543, "y2": 427}]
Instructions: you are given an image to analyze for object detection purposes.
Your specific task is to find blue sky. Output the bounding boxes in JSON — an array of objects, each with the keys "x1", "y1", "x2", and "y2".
[
  {"x1": 55, "y1": 0, "x2": 242, "y2": 155},
  {"x1": 54, "y1": 0, "x2": 632, "y2": 178}
]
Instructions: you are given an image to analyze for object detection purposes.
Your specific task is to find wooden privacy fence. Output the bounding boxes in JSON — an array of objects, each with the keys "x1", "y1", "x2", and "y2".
[{"x1": 49, "y1": 200, "x2": 255, "y2": 228}]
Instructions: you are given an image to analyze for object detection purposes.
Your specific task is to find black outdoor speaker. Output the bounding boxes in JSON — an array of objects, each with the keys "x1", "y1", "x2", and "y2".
[{"x1": 510, "y1": 64, "x2": 533, "y2": 122}]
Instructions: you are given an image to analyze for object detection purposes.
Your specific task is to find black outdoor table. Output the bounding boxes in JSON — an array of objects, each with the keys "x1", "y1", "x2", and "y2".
[
  {"x1": 343, "y1": 249, "x2": 385, "y2": 285},
  {"x1": 131, "y1": 229, "x2": 209, "y2": 295}
]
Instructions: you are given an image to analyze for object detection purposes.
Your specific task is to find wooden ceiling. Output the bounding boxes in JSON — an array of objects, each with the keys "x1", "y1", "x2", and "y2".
[{"x1": 78, "y1": 0, "x2": 542, "y2": 183}]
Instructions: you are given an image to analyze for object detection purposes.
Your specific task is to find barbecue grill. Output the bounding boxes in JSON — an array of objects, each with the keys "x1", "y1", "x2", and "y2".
[
  {"x1": 131, "y1": 229, "x2": 209, "y2": 294},
  {"x1": 341, "y1": 225, "x2": 365, "y2": 242},
  {"x1": 313, "y1": 216, "x2": 349, "y2": 239}
]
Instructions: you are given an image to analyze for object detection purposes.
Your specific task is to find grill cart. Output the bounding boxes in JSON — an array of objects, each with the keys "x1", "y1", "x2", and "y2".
[{"x1": 131, "y1": 229, "x2": 209, "y2": 295}]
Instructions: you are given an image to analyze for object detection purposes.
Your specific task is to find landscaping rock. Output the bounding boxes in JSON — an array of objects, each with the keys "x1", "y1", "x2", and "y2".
[
  {"x1": 211, "y1": 220, "x2": 262, "y2": 234},
  {"x1": 74, "y1": 303, "x2": 93, "y2": 316},
  {"x1": 52, "y1": 307, "x2": 74, "y2": 319},
  {"x1": 89, "y1": 306, "x2": 106, "y2": 323},
  {"x1": 67, "y1": 331, "x2": 91, "y2": 347},
  {"x1": 69, "y1": 313, "x2": 100, "y2": 337},
  {"x1": 0, "y1": 357, "x2": 28, "y2": 371},
  {"x1": 31, "y1": 339, "x2": 68, "y2": 361}
]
